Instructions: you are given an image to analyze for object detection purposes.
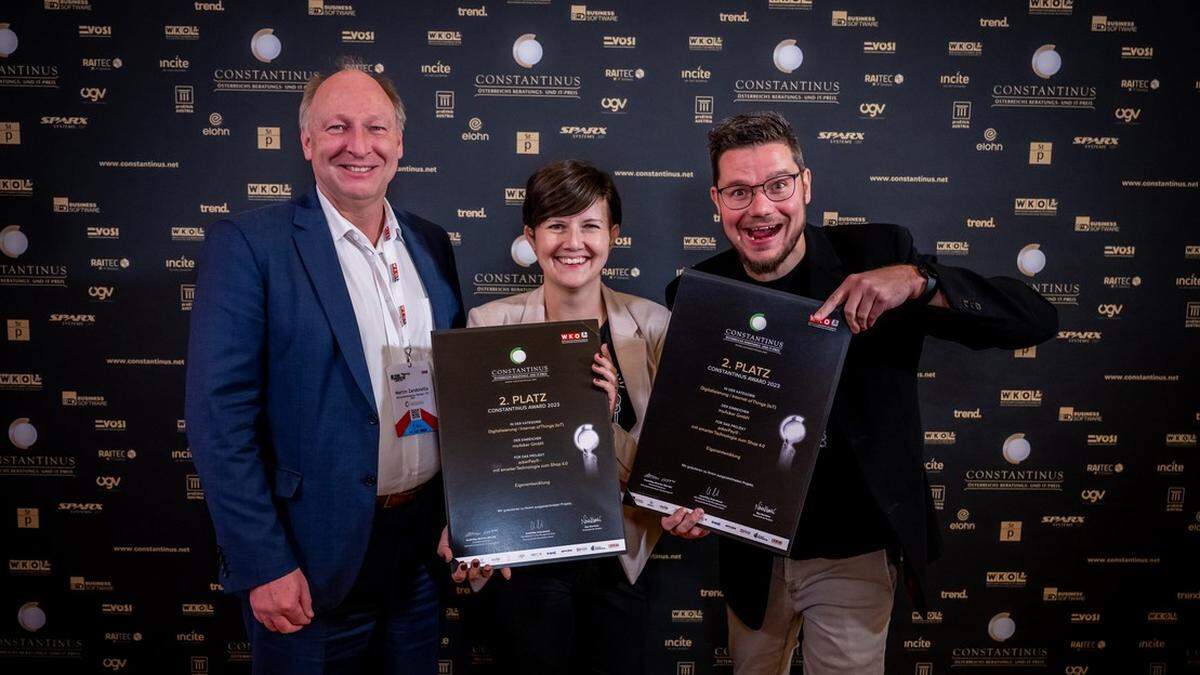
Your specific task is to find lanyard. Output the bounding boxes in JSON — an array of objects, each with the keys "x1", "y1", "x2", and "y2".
[{"x1": 345, "y1": 222, "x2": 414, "y2": 364}]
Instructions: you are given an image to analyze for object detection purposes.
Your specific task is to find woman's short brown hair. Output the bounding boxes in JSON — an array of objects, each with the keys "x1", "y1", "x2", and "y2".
[{"x1": 523, "y1": 160, "x2": 622, "y2": 228}]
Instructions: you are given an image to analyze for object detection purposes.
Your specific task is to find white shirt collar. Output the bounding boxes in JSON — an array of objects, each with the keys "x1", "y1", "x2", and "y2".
[{"x1": 316, "y1": 187, "x2": 402, "y2": 249}]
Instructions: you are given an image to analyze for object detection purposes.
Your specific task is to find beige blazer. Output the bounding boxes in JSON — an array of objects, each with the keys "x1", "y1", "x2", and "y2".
[{"x1": 467, "y1": 284, "x2": 670, "y2": 584}]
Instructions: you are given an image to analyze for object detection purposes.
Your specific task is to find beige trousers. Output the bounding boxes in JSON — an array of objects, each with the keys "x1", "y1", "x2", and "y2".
[{"x1": 728, "y1": 549, "x2": 897, "y2": 675}]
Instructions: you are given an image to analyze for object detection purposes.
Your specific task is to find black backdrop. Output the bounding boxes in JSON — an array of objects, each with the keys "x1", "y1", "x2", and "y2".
[{"x1": 2, "y1": 1, "x2": 1198, "y2": 673}]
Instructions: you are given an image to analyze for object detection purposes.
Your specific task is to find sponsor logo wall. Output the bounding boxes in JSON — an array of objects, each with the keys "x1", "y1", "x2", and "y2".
[{"x1": 1, "y1": 2, "x2": 1196, "y2": 673}]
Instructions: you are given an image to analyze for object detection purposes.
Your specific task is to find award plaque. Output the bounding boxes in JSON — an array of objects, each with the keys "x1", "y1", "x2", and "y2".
[
  {"x1": 625, "y1": 270, "x2": 850, "y2": 554},
  {"x1": 432, "y1": 320, "x2": 627, "y2": 567}
]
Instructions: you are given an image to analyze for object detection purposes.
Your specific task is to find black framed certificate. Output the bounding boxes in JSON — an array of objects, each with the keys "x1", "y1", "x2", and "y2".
[
  {"x1": 625, "y1": 270, "x2": 850, "y2": 554},
  {"x1": 432, "y1": 320, "x2": 626, "y2": 567}
]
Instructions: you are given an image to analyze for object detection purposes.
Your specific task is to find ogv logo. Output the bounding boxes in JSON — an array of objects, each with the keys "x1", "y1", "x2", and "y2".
[
  {"x1": 1065, "y1": 667, "x2": 1089, "y2": 675},
  {"x1": 1114, "y1": 107, "x2": 1141, "y2": 123},
  {"x1": 1080, "y1": 489, "x2": 1106, "y2": 503},
  {"x1": 96, "y1": 476, "x2": 122, "y2": 490},
  {"x1": 1097, "y1": 303, "x2": 1123, "y2": 318},
  {"x1": 858, "y1": 102, "x2": 887, "y2": 118},
  {"x1": 80, "y1": 87, "x2": 107, "y2": 102},
  {"x1": 600, "y1": 97, "x2": 628, "y2": 113}
]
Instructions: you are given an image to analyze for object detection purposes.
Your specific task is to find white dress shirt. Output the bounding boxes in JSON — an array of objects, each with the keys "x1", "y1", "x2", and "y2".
[{"x1": 318, "y1": 188, "x2": 439, "y2": 494}]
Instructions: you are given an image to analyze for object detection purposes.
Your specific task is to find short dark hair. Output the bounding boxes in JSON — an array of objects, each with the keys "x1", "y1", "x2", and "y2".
[
  {"x1": 523, "y1": 160, "x2": 622, "y2": 228},
  {"x1": 707, "y1": 111, "x2": 806, "y2": 185}
]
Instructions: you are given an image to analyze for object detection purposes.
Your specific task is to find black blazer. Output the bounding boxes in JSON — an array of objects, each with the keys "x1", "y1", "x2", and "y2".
[{"x1": 667, "y1": 223, "x2": 1058, "y2": 630}]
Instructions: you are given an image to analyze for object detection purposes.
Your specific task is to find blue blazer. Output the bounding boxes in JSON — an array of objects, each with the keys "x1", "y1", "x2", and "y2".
[{"x1": 185, "y1": 190, "x2": 464, "y2": 609}]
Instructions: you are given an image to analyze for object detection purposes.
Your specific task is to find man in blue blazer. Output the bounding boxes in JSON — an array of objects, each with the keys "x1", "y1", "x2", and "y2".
[{"x1": 186, "y1": 65, "x2": 464, "y2": 673}]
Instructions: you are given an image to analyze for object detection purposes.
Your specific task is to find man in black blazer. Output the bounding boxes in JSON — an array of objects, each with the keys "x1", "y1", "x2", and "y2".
[{"x1": 662, "y1": 112, "x2": 1057, "y2": 674}]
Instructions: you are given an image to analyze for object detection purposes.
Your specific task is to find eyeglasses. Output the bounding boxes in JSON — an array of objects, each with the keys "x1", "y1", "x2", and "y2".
[{"x1": 716, "y1": 172, "x2": 802, "y2": 210}]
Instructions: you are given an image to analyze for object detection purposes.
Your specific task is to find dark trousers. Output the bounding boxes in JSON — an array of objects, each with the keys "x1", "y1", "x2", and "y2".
[
  {"x1": 242, "y1": 486, "x2": 443, "y2": 675},
  {"x1": 497, "y1": 556, "x2": 650, "y2": 675}
]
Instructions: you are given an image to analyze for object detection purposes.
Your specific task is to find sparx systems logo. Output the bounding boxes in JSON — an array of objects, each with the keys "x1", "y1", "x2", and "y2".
[
  {"x1": 1058, "y1": 330, "x2": 1101, "y2": 343},
  {"x1": 246, "y1": 183, "x2": 292, "y2": 201},
  {"x1": 308, "y1": 0, "x2": 355, "y2": 16},
  {"x1": 1092, "y1": 15, "x2": 1137, "y2": 32},
  {"x1": 560, "y1": 125, "x2": 606, "y2": 140},
  {"x1": 572, "y1": 5, "x2": 619, "y2": 22},
  {"x1": 817, "y1": 131, "x2": 864, "y2": 145},
  {"x1": 1073, "y1": 135, "x2": 1118, "y2": 150},
  {"x1": 831, "y1": 10, "x2": 877, "y2": 27}
]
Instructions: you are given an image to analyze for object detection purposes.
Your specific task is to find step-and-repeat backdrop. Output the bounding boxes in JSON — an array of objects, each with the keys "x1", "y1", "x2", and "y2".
[{"x1": 2, "y1": 1, "x2": 1198, "y2": 673}]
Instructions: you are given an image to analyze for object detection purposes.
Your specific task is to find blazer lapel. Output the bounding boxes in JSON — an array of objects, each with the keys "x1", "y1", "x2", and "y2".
[
  {"x1": 602, "y1": 285, "x2": 650, "y2": 427},
  {"x1": 394, "y1": 211, "x2": 454, "y2": 330},
  {"x1": 520, "y1": 286, "x2": 547, "y2": 323},
  {"x1": 290, "y1": 192, "x2": 375, "y2": 410}
]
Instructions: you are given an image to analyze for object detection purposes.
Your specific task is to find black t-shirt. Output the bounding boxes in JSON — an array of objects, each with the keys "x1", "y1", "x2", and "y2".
[
  {"x1": 599, "y1": 321, "x2": 637, "y2": 433},
  {"x1": 726, "y1": 257, "x2": 894, "y2": 560}
]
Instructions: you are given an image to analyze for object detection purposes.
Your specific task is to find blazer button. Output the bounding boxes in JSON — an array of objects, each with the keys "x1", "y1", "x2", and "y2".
[
  {"x1": 367, "y1": 414, "x2": 379, "y2": 425},
  {"x1": 363, "y1": 475, "x2": 376, "y2": 487}
]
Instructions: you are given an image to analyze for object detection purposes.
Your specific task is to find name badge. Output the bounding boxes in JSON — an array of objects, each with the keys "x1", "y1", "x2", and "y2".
[{"x1": 387, "y1": 360, "x2": 438, "y2": 437}]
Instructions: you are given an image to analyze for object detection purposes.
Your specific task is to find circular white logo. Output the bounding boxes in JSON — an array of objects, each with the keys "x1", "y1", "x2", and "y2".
[
  {"x1": 373, "y1": 63, "x2": 384, "y2": 74},
  {"x1": 0, "y1": 25, "x2": 18, "y2": 58},
  {"x1": 513, "y1": 34, "x2": 543, "y2": 69},
  {"x1": 1017, "y1": 244, "x2": 1046, "y2": 277},
  {"x1": 957, "y1": 509, "x2": 970, "y2": 522},
  {"x1": 18, "y1": 602, "x2": 45, "y2": 632},
  {"x1": 509, "y1": 347, "x2": 527, "y2": 364},
  {"x1": 1002, "y1": 433, "x2": 1030, "y2": 464},
  {"x1": 8, "y1": 418, "x2": 38, "y2": 450},
  {"x1": 1031, "y1": 44, "x2": 1061, "y2": 79},
  {"x1": 894, "y1": 73, "x2": 905, "y2": 84},
  {"x1": 209, "y1": 112, "x2": 223, "y2": 126},
  {"x1": 634, "y1": 68, "x2": 645, "y2": 79},
  {"x1": 988, "y1": 613, "x2": 1016, "y2": 642},
  {"x1": 119, "y1": 258, "x2": 131, "y2": 269},
  {"x1": 251, "y1": 28, "x2": 281, "y2": 63},
  {"x1": 511, "y1": 235, "x2": 537, "y2": 267},
  {"x1": 983, "y1": 128, "x2": 998, "y2": 141},
  {"x1": 749, "y1": 313, "x2": 767, "y2": 331},
  {"x1": 773, "y1": 39, "x2": 803, "y2": 74},
  {"x1": 573, "y1": 424, "x2": 600, "y2": 453},
  {"x1": 1, "y1": 225, "x2": 29, "y2": 258},
  {"x1": 113, "y1": 57, "x2": 123, "y2": 69}
]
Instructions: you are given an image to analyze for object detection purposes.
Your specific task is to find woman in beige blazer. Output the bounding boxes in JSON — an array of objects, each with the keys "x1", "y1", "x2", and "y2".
[{"x1": 441, "y1": 160, "x2": 670, "y2": 673}]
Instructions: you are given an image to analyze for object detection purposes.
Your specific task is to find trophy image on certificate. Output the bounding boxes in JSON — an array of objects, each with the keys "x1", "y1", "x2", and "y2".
[
  {"x1": 432, "y1": 320, "x2": 627, "y2": 567},
  {"x1": 626, "y1": 270, "x2": 850, "y2": 554}
]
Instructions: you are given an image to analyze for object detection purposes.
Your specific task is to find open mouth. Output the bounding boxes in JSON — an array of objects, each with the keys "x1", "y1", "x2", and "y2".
[
  {"x1": 744, "y1": 223, "x2": 783, "y2": 242},
  {"x1": 340, "y1": 164, "x2": 378, "y2": 175},
  {"x1": 555, "y1": 255, "x2": 590, "y2": 267}
]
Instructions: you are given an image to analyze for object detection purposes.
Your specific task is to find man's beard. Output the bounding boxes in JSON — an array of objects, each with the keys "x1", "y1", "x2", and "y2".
[{"x1": 739, "y1": 222, "x2": 804, "y2": 276}]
